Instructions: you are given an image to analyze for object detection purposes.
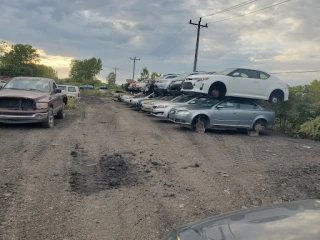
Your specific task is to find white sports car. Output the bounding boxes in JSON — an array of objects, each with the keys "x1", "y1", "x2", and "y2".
[{"x1": 181, "y1": 68, "x2": 289, "y2": 103}]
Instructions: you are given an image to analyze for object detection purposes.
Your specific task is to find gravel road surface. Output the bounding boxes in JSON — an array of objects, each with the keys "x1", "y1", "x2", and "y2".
[{"x1": 0, "y1": 95, "x2": 319, "y2": 240}]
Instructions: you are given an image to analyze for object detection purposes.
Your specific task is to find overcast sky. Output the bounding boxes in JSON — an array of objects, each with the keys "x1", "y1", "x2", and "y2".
[{"x1": 1, "y1": 0, "x2": 319, "y2": 85}]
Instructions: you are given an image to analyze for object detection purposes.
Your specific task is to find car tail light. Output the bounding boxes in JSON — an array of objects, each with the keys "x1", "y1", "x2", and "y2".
[{"x1": 78, "y1": 92, "x2": 80, "y2": 97}]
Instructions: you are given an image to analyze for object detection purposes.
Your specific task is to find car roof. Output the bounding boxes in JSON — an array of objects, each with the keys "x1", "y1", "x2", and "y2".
[
  {"x1": 57, "y1": 84, "x2": 78, "y2": 87},
  {"x1": 13, "y1": 77, "x2": 53, "y2": 81}
]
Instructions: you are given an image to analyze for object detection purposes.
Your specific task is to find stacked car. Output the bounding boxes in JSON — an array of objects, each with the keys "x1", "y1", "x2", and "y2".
[{"x1": 115, "y1": 68, "x2": 289, "y2": 136}]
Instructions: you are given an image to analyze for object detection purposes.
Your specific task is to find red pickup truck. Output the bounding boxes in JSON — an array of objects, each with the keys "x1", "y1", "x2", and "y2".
[{"x1": 0, "y1": 77, "x2": 68, "y2": 128}]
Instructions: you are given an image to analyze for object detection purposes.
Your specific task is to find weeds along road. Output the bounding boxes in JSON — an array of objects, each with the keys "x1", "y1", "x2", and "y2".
[{"x1": 0, "y1": 95, "x2": 319, "y2": 240}]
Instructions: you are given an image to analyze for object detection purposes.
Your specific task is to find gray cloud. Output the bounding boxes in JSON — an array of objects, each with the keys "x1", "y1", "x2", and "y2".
[{"x1": 0, "y1": 0, "x2": 319, "y2": 85}]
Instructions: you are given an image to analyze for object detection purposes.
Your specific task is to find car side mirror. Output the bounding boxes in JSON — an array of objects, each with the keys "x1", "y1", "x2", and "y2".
[
  {"x1": 233, "y1": 72, "x2": 240, "y2": 77},
  {"x1": 216, "y1": 105, "x2": 224, "y2": 109},
  {"x1": 55, "y1": 89, "x2": 62, "y2": 94}
]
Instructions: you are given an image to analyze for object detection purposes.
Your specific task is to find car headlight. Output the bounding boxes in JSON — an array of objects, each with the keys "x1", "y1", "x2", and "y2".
[
  {"x1": 177, "y1": 110, "x2": 189, "y2": 115},
  {"x1": 36, "y1": 103, "x2": 48, "y2": 109},
  {"x1": 157, "y1": 105, "x2": 169, "y2": 108}
]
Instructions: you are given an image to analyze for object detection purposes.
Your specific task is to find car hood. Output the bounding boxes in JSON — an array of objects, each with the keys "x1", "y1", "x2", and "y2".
[
  {"x1": 0, "y1": 89, "x2": 50, "y2": 102},
  {"x1": 187, "y1": 74, "x2": 225, "y2": 80},
  {"x1": 165, "y1": 200, "x2": 320, "y2": 240},
  {"x1": 143, "y1": 99, "x2": 170, "y2": 105},
  {"x1": 172, "y1": 104, "x2": 213, "y2": 111}
]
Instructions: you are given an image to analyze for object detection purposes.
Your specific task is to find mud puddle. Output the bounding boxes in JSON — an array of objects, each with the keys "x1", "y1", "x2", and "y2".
[{"x1": 69, "y1": 152, "x2": 140, "y2": 195}]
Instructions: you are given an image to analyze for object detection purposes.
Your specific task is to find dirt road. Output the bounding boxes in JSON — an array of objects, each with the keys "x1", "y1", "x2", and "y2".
[{"x1": 1, "y1": 95, "x2": 319, "y2": 240}]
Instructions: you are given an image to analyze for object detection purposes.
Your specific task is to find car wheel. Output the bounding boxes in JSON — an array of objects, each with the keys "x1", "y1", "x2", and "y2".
[
  {"x1": 193, "y1": 116, "x2": 208, "y2": 133},
  {"x1": 42, "y1": 108, "x2": 54, "y2": 128},
  {"x1": 209, "y1": 83, "x2": 226, "y2": 99},
  {"x1": 270, "y1": 95, "x2": 279, "y2": 103},
  {"x1": 56, "y1": 103, "x2": 66, "y2": 119},
  {"x1": 253, "y1": 120, "x2": 266, "y2": 132},
  {"x1": 269, "y1": 90, "x2": 284, "y2": 103}
]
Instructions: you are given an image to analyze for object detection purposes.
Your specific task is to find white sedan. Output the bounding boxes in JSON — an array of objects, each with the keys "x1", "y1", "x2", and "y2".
[{"x1": 181, "y1": 68, "x2": 289, "y2": 103}]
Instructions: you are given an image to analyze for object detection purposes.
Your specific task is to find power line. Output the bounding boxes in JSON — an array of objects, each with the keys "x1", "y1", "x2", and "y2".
[
  {"x1": 202, "y1": 0, "x2": 258, "y2": 18},
  {"x1": 271, "y1": 70, "x2": 320, "y2": 74},
  {"x1": 140, "y1": 22, "x2": 189, "y2": 58},
  {"x1": 207, "y1": 0, "x2": 291, "y2": 24}
]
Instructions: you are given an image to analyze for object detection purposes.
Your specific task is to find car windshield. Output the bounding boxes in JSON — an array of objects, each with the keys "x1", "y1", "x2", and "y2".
[
  {"x1": 4, "y1": 78, "x2": 50, "y2": 92},
  {"x1": 216, "y1": 68, "x2": 237, "y2": 75},
  {"x1": 173, "y1": 95, "x2": 194, "y2": 103}
]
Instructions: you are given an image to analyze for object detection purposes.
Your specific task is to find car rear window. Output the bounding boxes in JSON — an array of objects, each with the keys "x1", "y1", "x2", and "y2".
[
  {"x1": 259, "y1": 72, "x2": 270, "y2": 79},
  {"x1": 68, "y1": 87, "x2": 76, "y2": 92}
]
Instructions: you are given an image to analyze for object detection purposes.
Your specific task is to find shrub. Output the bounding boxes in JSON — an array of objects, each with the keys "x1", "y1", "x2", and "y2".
[
  {"x1": 66, "y1": 97, "x2": 86, "y2": 110},
  {"x1": 299, "y1": 117, "x2": 320, "y2": 141}
]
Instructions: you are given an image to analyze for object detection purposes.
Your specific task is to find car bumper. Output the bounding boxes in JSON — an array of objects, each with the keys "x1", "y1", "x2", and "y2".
[
  {"x1": 0, "y1": 113, "x2": 48, "y2": 124},
  {"x1": 168, "y1": 113, "x2": 192, "y2": 125},
  {"x1": 141, "y1": 106, "x2": 153, "y2": 112},
  {"x1": 181, "y1": 80, "x2": 208, "y2": 94},
  {"x1": 151, "y1": 108, "x2": 170, "y2": 118}
]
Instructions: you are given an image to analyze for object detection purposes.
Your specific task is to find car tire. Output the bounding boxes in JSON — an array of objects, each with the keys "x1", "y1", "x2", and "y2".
[
  {"x1": 269, "y1": 90, "x2": 284, "y2": 103},
  {"x1": 209, "y1": 83, "x2": 226, "y2": 99},
  {"x1": 56, "y1": 103, "x2": 66, "y2": 119},
  {"x1": 42, "y1": 108, "x2": 54, "y2": 128},
  {"x1": 192, "y1": 116, "x2": 208, "y2": 133},
  {"x1": 253, "y1": 120, "x2": 266, "y2": 132}
]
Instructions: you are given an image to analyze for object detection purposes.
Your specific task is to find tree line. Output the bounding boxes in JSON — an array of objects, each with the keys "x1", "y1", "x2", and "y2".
[
  {"x1": 0, "y1": 42, "x2": 104, "y2": 87},
  {"x1": 0, "y1": 42, "x2": 58, "y2": 79}
]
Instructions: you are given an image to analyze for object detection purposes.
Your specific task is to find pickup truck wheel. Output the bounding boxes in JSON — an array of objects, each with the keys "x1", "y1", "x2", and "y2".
[
  {"x1": 56, "y1": 103, "x2": 66, "y2": 119},
  {"x1": 193, "y1": 116, "x2": 208, "y2": 133},
  {"x1": 42, "y1": 108, "x2": 54, "y2": 128}
]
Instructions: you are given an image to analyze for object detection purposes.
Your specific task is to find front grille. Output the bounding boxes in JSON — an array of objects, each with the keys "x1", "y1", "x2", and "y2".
[
  {"x1": 0, "y1": 97, "x2": 35, "y2": 110},
  {"x1": 182, "y1": 82, "x2": 193, "y2": 90}
]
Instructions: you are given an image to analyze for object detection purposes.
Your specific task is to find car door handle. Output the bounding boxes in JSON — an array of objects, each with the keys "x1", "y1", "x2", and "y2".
[
  {"x1": 254, "y1": 81, "x2": 259, "y2": 83},
  {"x1": 233, "y1": 112, "x2": 237, "y2": 114}
]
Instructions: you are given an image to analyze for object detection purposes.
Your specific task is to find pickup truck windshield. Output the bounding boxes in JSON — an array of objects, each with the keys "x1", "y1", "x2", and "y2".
[{"x1": 4, "y1": 78, "x2": 50, "y2": 92}]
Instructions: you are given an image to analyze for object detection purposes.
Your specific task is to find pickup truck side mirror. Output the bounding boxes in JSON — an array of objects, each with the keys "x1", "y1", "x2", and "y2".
[
  {"x1": 216, "y1": 105, "x2": 224, "y2": 109},
  {"x1": 233, "y1": 72, "x2": 240, "y2": 77},
  {"x1": 54, "y1": 89, "x2": 62, "y2": 94}
]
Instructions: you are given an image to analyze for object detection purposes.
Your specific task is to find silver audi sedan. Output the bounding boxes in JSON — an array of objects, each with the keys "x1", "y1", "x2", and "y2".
[{"x1": 168, "y1": 98, "x2": 275, "y2": 134}]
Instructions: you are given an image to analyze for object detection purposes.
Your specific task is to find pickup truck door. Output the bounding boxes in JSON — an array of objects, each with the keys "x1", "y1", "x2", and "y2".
[
  {"x1": 51, "y1": 82, "x2": 62, "y2": 114},
  {"x1": 211, "y1": 99, "x2": 239, "y2": 126},
  {"x1": 228, "y1": 69, "x2": 260, "y2": 97}
]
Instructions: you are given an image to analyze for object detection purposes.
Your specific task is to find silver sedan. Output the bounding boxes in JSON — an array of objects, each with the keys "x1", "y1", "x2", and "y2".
[{"x1": 168, "y1": 98, "x2": 275, "y2": 134}]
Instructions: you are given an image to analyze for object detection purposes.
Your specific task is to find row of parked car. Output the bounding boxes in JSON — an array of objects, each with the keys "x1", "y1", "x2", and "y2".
[
  {"x1": 115, "y1": 68, "x2": 290, "y2": 135},
  {"x1": 124, "y1": 68, "x2": 289, "y2": 104}
]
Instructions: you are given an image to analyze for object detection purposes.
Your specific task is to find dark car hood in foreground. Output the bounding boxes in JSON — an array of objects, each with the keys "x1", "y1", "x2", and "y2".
[
  {"x1": 0, "y1": 89, "x2": 50, "y2": 102},
  {"x1": 166, "y1": 200, "x2": 320, "y2": 240}
]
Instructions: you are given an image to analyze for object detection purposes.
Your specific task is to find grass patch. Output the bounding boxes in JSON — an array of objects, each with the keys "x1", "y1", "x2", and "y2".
[{"x1": 66, "y1": 97, "x2": 86, "y2": 110}]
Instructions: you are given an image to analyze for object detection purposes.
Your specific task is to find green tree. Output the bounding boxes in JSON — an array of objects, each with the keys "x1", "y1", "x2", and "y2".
[
  {"x1": 0, "y1": 44, "x2": 39, "y2": 66},
  {"x1": 107, "y1": 72, "x2": 116, "y2": 86},
  {"x1": 32, "y1": 64, "x2": 58, "y2": 80},
  {"x1": 138, "y1": 67, "x2": 149, "y2": 82},
  {"x1": 69, "y1": 58, "x2": 103, "y2": 84},
  {"x1": 0, "y1": 42, "x2": 58, "y2": 79},
  {"x1": 151, "y1": 72, "x2": 161, "y2": 79}
]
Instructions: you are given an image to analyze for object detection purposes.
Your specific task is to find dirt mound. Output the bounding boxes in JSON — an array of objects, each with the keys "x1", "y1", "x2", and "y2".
[
  {"x1": 69, "y1": 153, "x2": 139, "y2": 195},
  {"x1": 267, "y1": 164, "x2": 320, "y2": 201}
]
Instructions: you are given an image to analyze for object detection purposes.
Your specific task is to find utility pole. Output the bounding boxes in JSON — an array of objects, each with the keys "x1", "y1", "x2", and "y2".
[
  {"x1": 112, "y1": 67, "x2": 119, "y2": 84},
  {"x1": 129, "y1": 57, "x2": 140, "y2": 80},
  {"x1": 189, "y1": 18, "x2": 208, "y2": 72}
]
